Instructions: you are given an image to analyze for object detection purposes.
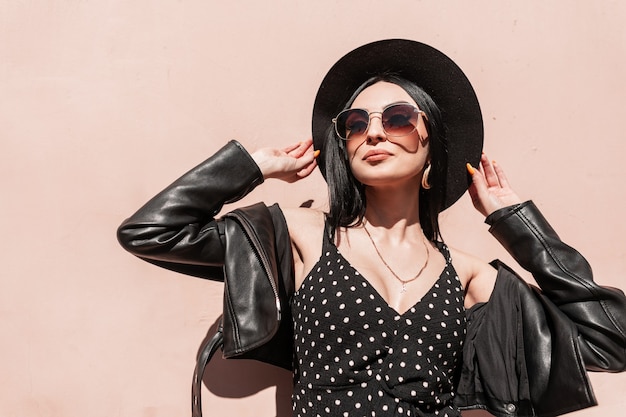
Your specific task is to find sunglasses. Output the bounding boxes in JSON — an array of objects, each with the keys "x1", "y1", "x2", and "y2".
[{"x1": 332, "y1": 103, "x2": 425, "y2": 141}]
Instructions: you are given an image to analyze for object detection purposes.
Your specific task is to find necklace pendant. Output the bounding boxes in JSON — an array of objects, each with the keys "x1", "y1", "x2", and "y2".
[{"x1": 401, "y1": 283, "x2": 407, "y2": 293}]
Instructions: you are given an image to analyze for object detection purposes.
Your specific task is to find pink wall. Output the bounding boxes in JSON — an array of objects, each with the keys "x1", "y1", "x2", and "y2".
[{"x1": 2, "y1": 1, "x2": 625, "y2": 416}]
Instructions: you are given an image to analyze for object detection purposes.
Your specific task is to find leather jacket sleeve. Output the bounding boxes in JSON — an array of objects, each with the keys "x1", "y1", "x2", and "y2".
[
  {"x1": 116, "y1": 140, "x2": 265, "y2": 281},
  {"x1": 488, "y1": 201, "x2": 626, "y2": 372}
]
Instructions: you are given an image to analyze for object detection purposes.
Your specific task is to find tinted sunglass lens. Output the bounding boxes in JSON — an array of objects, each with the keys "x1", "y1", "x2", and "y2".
[
  {"x1": 382, "y1": 105, "x2": 418, "y2": 136},
  {"x1": 337, "y1": 109, "x2": 369, "y2": 139}
]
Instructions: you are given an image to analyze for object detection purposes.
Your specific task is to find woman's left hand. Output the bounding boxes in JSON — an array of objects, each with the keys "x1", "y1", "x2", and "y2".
[{"x1": 467, "y1": 153, "x2": 522, "y2": 217}]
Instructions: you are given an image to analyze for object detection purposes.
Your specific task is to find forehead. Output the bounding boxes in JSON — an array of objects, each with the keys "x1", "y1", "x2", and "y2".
[{"x1": 351, "y1": 81, "x2": 418, "y2": 110}]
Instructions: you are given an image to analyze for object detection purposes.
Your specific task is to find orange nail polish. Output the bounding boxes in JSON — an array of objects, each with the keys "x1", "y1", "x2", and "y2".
[
  {"x1": 313, "y1": 150, "x2": 321, "y2": 158},
  {"x1": 466, "y1": 163, "x2": 475, "y2": 175}
]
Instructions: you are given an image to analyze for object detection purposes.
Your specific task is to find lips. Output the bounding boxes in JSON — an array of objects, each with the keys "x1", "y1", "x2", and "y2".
[{"x1": 362, "y1": 149, "x2": 392, "y2": 161}]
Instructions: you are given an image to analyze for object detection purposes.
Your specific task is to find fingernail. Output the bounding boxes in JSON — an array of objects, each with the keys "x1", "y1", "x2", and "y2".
[
  {"x1": 492, "y1": 160, "x2": 497, "y2": 165},
  {"x1": 314, "y1": 150, "x2": 321, "y2": 158},
  {"x1": 466, "y1": 163, "x2": 475, "y2": 175}
]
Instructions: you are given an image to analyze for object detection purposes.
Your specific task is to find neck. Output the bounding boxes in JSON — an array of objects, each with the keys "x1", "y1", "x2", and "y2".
[{"x1": 363, "y1": 182, "x2": 423, "y2": 240}]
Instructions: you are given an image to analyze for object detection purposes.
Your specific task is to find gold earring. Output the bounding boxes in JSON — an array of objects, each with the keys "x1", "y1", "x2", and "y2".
[{"x1": 421, "y1": 164, "x2": 432, "y2": 190}]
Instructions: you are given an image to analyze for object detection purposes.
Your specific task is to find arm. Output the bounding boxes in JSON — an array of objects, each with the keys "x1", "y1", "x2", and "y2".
[
  {"x1": 488, "y1": 202, "x2": 626, "y2": 371},
  {"x1": 468, "y1": 155, "x2": 626, "y2": 371},
  {"x1": 116, "y1": 140, "x2": 265, "y2": 279},
  {"x1": 117, "y1": 139, "x2": 317, "y2": 279}
]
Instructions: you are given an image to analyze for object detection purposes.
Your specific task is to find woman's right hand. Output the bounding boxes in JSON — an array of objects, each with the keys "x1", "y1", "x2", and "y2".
[{"x1": 251, "y1": 139, "x2": 319, "y2": 183}]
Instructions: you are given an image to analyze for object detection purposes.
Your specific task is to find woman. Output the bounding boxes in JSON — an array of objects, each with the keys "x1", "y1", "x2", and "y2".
[{"x1": 118, "y1": 40, "x2": 626, "y2": 417}]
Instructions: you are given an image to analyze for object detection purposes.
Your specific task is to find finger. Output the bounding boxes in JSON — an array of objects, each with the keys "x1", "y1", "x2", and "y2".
[
  {"x1": 288, "y1": 147, "x2": 315, "y2": 170},
  {"x1": 466, "y1": 163, "x2": 487, "y2": 213},
  {"x1": 492, "y1": 160, "x2": 512, "y2": 189},
  {"x1": 282, "y1": 142, "x2": 302, "y2": 154},
  {"x1": 467, "y1": 162, "x2": 488, "y2": 195},
  {"x1": 287, "y1": 140, "x2": 312, "y2": 158},
  {"x1": 283, "y1": 138, "x2": 313, "y2": 153},
  {"x1": 480, "y1": 153, "x2": 500, "y2": 187},
  {"x1": 297, "y1": 159, "x2": 318, "y2": 178}
]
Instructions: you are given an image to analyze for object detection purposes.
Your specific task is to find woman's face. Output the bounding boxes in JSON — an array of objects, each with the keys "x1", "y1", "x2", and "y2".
[{"x1": 345, "y1": 81, "x2": 430, "y2": 188}]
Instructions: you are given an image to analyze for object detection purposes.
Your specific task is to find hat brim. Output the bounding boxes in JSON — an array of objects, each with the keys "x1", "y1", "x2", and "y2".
[{"x1": 312, "y1": 39, "x2": 483, "y2": 210}]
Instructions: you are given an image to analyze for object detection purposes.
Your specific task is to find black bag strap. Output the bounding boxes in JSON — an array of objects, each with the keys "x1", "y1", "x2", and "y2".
[{"x1": 192, "y1": 323, "x2": 224, "y2": 417}]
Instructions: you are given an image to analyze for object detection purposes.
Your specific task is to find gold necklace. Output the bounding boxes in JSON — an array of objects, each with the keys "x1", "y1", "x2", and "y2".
[{"x1": 362, "y1": 221, "x2": 430, "y2": 293}]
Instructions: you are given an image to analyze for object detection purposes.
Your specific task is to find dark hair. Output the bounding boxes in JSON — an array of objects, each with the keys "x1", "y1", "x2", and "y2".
[{"x1": 323, "y1": 74, "x2": 448, "y2": 241}]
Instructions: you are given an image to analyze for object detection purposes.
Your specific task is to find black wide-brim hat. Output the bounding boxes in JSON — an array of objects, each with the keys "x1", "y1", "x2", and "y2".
[{"x1": 312, "y1": 39, "x2": 483, "y2": 210}]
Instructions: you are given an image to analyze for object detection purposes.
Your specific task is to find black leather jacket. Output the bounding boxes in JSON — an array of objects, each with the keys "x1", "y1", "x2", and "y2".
[{"x1": 118, "y1": 141, "x2": 626, "y2": 417}]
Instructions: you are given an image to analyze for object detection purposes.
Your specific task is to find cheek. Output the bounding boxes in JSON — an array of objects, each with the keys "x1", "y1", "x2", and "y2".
[
  {"x1": 345, "y1": 139, "x2": 365, "y2": 160},
  {"x1": 418, "y1": 124, "x2": 429, "y2": 142}
]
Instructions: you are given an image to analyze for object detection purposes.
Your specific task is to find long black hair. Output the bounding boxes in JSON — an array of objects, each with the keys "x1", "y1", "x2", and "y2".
[{"x1": 323, "y1": 74, "x2": 448, "y2": 242}]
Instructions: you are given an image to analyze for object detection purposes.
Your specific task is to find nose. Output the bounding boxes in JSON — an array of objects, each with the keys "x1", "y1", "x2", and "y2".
[{"x1": 366, "y1": 113, "x2": 386, "y2": 142}]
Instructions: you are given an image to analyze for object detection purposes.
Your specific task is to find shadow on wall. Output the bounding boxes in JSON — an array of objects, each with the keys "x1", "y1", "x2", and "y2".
[
  {"x1": 201, "y1": 320, "x2": 293, "y2": 417},
  {"x1": 197, "y1": 198, "x2": 316, "y2": 415}
]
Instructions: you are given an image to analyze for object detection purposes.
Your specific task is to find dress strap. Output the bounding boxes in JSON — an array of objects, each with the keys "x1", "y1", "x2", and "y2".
[{"x1": 434, "y1": 241, "x2": 452, "y2": 264}]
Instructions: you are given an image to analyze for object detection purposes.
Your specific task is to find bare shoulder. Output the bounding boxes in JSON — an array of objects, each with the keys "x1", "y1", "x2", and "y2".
[
  {"x1": 448, "y1": 246, "x2": 498, "y2": 308},
  {"x1": 282, "y1": 207, "x2": 327, "y2": 286},
  {"x1": 282, "y1": 206, "x2": 326, "y2": 239}
]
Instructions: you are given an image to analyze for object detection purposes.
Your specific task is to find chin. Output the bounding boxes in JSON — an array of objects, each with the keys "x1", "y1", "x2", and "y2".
[{"x1": 353, "y1": 164, "x2": 420, "y2": 183}]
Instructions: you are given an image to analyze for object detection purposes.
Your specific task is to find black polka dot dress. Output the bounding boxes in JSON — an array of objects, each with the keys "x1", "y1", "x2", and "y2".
[{"x1": 291, "y1": 229, "x2": 466, "y2": 417}]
